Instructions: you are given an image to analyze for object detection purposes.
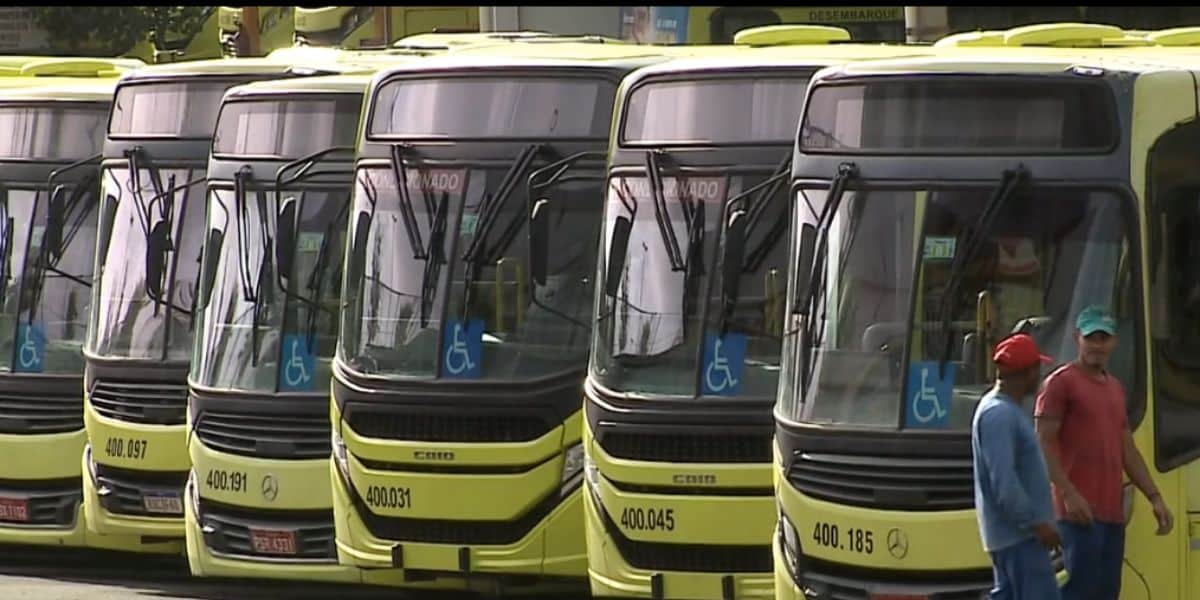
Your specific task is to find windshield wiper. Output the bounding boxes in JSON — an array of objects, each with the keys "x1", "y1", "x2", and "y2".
[
  {"x1": 935, "y1": 165, "x2": 1028, "y2": 372},
  {"x1": 714, "y1": 154, "x2": 793, "y2": 335},
  {"x1": 459, "y1": 143, "x2": 544, "y2": 319},
  {"x1": 25, "y1": 154, "x2": 101, "y2": 322},
  {"x1": 646, "y1": 150, "x2": 706, "y2": 319},
  {"x1": 389, "y1": 144, "x2": 429, "y2": 260},
  {"x1": 799, "y1": 162, "x2": 858, "y2": 390},
  {"x1": 0, "y1": 191, "x2": 10, "y2": 304},
  {"x1": 233, "y1": 166, "x2": 272, "y2": 366}
]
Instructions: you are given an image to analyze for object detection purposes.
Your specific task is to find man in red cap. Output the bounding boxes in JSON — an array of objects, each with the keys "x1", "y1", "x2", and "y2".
[
  {"x1": 972, "y1": 333, "x2": 1061, "y2": 599},
  {"x1": 1035, "y1": 306, "x2": 1173, "y2": 600}
]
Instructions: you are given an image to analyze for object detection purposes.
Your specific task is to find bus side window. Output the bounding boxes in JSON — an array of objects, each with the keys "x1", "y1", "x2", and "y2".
[{"x1": 1149, "y1": 120, "x2": 1200, "y2": 471}]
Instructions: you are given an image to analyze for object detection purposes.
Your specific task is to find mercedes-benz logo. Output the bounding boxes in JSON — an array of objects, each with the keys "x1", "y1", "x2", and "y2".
[
  {"x1": 886, "y1": 527, "x2": 909, "y2": 559},
  {"x1": 261, "y1": 474, "x2": 279, "y2": 502}
]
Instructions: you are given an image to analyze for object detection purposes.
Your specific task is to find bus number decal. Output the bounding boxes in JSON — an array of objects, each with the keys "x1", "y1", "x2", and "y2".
[
  {"x1": 619, "y1": 507, "x2": 675, "y2": 532},
  {"x1": 365, "y1": 485, "x2": 412, "y2": 510},
  {"x1": 205, "y1": 469, "x2": 248, "y2": 493},
  {"x1": 104, "y1": 437, "x2": 148, "y2": 460},
  {"x1": 812, "y1": 521, "x2": 873, "y2": 554}
]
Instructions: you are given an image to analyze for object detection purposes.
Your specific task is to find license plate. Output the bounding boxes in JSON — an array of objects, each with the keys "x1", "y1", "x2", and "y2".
[
  {"x1": 142, "y1": 492, "x2": 182, "y2": 515},
  {"x1": 250, "y1": 528, "x2": 297, "y2": 556},
  {"x1": 0, "y1": 497, "x2": 29, "y2": 522}
]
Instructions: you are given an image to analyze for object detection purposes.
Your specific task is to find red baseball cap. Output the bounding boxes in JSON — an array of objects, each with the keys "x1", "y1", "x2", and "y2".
[{"x1": 992, "y1": 334, "x2": 1053, "y2": 372}]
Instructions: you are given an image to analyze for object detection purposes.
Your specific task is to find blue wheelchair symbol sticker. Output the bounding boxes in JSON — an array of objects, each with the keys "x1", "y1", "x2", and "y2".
[
  {"x1": 905, "y1": 361, "x2": 954, "y2": 429},
  {"x1": 15, "y1": 321, "x2": 45, "y2": 373},
  {"x1": 279, "y1": 334, "x2": 316, "y2": 391},
  {"x1": 442, "y1": 319, "x2": 483, "y2": 379},
  {"x1": 701, "y1": 332, "x2": 746, "y2": 396}
]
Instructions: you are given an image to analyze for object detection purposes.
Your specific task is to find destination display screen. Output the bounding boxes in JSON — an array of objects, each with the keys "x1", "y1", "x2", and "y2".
[{"x1": 622, "y1": 76, "x2": 811, "y2": 144}]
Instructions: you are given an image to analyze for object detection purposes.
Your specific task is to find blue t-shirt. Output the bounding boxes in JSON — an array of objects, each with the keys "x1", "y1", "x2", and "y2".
[{"x1": 971, "y1": 388, "x2": 1056, "y2": 552}]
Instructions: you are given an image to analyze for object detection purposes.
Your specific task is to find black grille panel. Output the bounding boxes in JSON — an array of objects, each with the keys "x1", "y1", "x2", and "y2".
[
  {"x1": 0, "y1": 390, "x2": 83, "y2": 434},
  {"x1": 788, "y1": 453, "x2": 974, "y2": 511},
  {"x1": 196, "y1": 410, "x2": 330, "y2": 460},
  {"x1": 198, "y1": 499, "x2": 336, "y2": 560},
  {"x1": 90, "y1": 379, "x2": 188, "y2": 426},
  {"x1": 346, "y1": 410, "x2": 549, "y2": 443},
  {"x1": 595, "y1": 492, "x2": 770, "y2": 573},
  {"x1": 94, "y1": 464, "x2": 188, "y2": 518},
  {"x1": 0, "y1": 479, "x2": 81, "y2": 527},
  {"x1": 599, "y1": 431, "x2": 772, "y2": 463},
  {"x1": 798, "y1": 557, "x2": 991, "y2": 600}
]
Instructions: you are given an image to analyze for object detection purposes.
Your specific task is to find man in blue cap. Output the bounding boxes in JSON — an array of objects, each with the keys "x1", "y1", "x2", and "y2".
[{"x1": 1035, "y1": 305, "x2": 1174, "y2": 600}]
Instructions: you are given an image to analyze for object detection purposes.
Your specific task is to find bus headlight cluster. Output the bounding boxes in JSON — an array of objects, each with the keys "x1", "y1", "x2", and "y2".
[
  {"x1": 583, "y1": 453, "x2": 600, "y2": 490},
  {"x1": 332, "y1": 430, "x2": 350, "y2": 480},
  {"x1": 561, "y1": 443, "x2": 584, "y2": 484},
  {"x1": 779, "y1": 506, "x2": 802, "y2": 578}
]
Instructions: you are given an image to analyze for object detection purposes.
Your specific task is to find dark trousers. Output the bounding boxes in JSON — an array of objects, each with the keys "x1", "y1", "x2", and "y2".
[
  {"x1": 1059, "y1": 520, "x2": 1125, "y2": 600},
  {"x1": 989, "y1": 536, "x2": 1062, "y2": 600}
]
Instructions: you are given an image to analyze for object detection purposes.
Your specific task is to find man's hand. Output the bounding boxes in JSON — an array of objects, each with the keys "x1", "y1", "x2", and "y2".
[
  {"x1": 1150, "y1": 494, "x2": 1174, "y2": 535},
  {"x1": 1063, "y1": 488, "x2": 1094, "y2": 525},
  {"x1": 1032, "y1": 522, "x2": 1062, "y2": 550}
]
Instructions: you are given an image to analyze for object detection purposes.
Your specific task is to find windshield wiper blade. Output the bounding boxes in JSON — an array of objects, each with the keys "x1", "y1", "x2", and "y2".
[
  {"x1": 418, "y1": 191, "x2": 450, "y2": 328},
  {"x1": 233, "y1": 166, "x2": 272, "y2": 366},
  {"x1": 799, "y1": 162, "x2": 858, "y2": 390},
  {"x1": 646, "y1": 150, "x2": 707, "y2": 319},
  {"x1": 25, "y1": 153, "x2": 101, "y2": 322},
  {"x1": 645, "y1": 150, "x2": 686, "y2": 271},
  {"x1": 389, "y1": 144, "x2": 429, "y2": 260},
  {"x1": 935, "y1": 165, "x2": 1028, "y2": 372},
  {"x1": 460, "y1": 143, "x2": 543, "y2": 319}
]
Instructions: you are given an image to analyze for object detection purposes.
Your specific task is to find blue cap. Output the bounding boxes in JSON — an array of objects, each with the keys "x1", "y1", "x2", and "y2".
[{"x1": 1076, "y1": 305, "x2": 1117, "y2": 337}]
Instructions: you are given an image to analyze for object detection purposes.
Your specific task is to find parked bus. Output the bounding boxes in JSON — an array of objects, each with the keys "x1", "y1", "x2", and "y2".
[
  {"x1": 581, "y1": 25, "x2": 932, "y2": 600},
  {"x1": 329, "y1": 39, "x2": 703, "y2": 593},
  {"x1": 0, "y1": 58, "x2": 166, "y2": 554},
  {"x1": 773, "y1": 23, "x2": 1195, "y2": 598},
  {"x1": 81, "y1": 54, "x2": 370, "y2": 551}
]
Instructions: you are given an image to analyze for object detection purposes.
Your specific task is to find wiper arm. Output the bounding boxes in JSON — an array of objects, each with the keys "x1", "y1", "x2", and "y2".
[
  {"x1": 935, "y1": 165, "x2": 1028, "y2": 372},
  {"x1": 800, "y1": 162, "x2": 858, "y2": 390},
  {"x1": 389, "y1": 144, "x2": 428, "y2": 260},
  {"x1": 0, "y1": 191, "x2": 10, "y2": 304},
  {"x1": 646, "y1": 150, "x2": 706, "y2": 319},
  {"x1": 460, "y1": 143, "x2": 544, "y2": 319},
  {"x1": 233, "y1": 167, "x2": 272, "y2": 366},
  {"x1": 418, "y1": 191, "x2": 449, "y2": 328},
  {"x1": 26, "y1": 153, "x2": 101, "y2": 322}
]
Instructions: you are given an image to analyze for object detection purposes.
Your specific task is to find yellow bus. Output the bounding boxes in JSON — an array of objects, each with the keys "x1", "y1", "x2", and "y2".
[
  {"x1": 582, "y1": 25, "x2": 931, "y2": 600},
  {"x1": 773, "y1": 22, "x2": 1198, "y2": 599},
  {"x1": 328, "y1": 39, "x2": 707, "y2": 594},
  {"x1": 81, "y1": 54, "x2": 375, "y2": 553},
  {"x1": 0, "y1": 58, "x2": 174, "y2": 555}
]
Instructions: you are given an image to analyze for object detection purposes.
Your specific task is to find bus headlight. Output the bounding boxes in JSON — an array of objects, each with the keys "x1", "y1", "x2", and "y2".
[
  {"x1": 332, "y1": 430, "x2": 349, "y2": 479},
  {"x1": 584, "y1": 453, "x2": 600, "y2": 490},
  {"x1": 562, "y1": 443, "x2": 584, "y2": 484}
]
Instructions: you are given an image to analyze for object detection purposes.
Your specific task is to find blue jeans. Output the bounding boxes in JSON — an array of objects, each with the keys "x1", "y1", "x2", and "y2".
[
  {"x1": 989, "y1": 536, "x2": 1061, "y2": 600},
  {"x1": 1059, "y1": 520, "x2": 1125, "y2": 600}
]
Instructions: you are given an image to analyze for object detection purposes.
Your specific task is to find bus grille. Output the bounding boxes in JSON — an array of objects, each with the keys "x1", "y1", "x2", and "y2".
[
  {"x1": 788, "y1": 453, "x2": 975, "y2": 511},
  {"x1": 89, "y1": 379, "x2": 188, "y2": 426},
  {"x1": 798, "y1": 557, "x2": 992, "y2": 599},
  {"x1": 195, "y1": 410, "x2": 330, "y2": 460},
  {"x1": 599, "y1": 431, "x2": 772, "y2": 463},
  {"x1": 94, "y1": 464, "x2": 188, "y2": 518},
  {"x1": 198, "y1": 500, "x2": 336, "y2": 560},
  {"x1": 0, "y1": 390, "x2": 83, "y2": 434},
  {"x1": 346, "y1": 410, "x2": 549, "y2": 443},
  {"x1": 0, "y1": 479, "x2": 81, "y2": 527}
]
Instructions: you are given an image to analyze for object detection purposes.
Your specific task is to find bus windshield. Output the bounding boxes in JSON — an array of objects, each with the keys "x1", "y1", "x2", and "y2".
[
  {"x1": 780, "y1": 185, "x2": 1138, "y2": 430},
  {"x1": 87, "y1": 79, "x2": 246, "y2": 363},
  {"x1": 0, "y1": 105, "x2": 107, "y2": 375}
]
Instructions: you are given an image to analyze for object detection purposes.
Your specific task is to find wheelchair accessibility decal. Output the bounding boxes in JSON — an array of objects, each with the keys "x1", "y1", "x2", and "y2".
[
  {"x1": 15, "y1": 321, "x2": 45, "y2": 373},
  {"x1": 279, "y1": 334, "x2": 315, "y2": 392},
  {"x1": 442, "y1": 319, "x2": 483, "y2": 379},
  {"x1": 905, "y1": 361, "x2": 954, "y2": 429},
  {"x1": 701, "y1": 333, "x2": 746, "y2": 396}
]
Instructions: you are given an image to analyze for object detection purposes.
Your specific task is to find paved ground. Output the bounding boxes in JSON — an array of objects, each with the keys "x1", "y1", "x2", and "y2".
[{"x1": 0, "y1": 545, "x2": 590, "y2": 599}]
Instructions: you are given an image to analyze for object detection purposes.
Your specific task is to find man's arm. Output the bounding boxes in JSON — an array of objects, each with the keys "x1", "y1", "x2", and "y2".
[
  {"x1": 978, "y1": 408, "x2": 1040, "y2": 529},
  {"x1": 1122, "y1": 427, "x2": 1174, "y2": 535},
  {"x1": 1035, "y1": 416, "x2": 1093, "y2": 524}
]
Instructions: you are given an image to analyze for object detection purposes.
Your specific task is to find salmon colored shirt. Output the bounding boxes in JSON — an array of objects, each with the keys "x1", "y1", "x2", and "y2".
[{"x1": 1034, "y1": 362, "x2": 1128, "y2": 524}]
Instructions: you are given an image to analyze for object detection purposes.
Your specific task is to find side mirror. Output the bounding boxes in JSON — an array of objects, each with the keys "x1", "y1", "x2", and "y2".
[
  {"x1": 529, "y1": 198, "x2": 550, "y2": 286},
  {"x1": 276, "y1": 195, "x2": 297, "y2": 287},
  {"x1": 604, "y1": 215, "x2": 632, "y2": 298},
  {"x1": 722, "y1": 209, "x2": 747, "y2": 303},
  {"x1": 791, "y1": 223, "x2": 817, "y2": 316},
  {"x1": 344, "y1": 211, "x2": 372, "y2": 298},
  {"x1": 145, "y1": 220, "x2": 171, "y2": 301},
  {"x1": 196, "y1": 228, "x2": 224, "y2": 311}
]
